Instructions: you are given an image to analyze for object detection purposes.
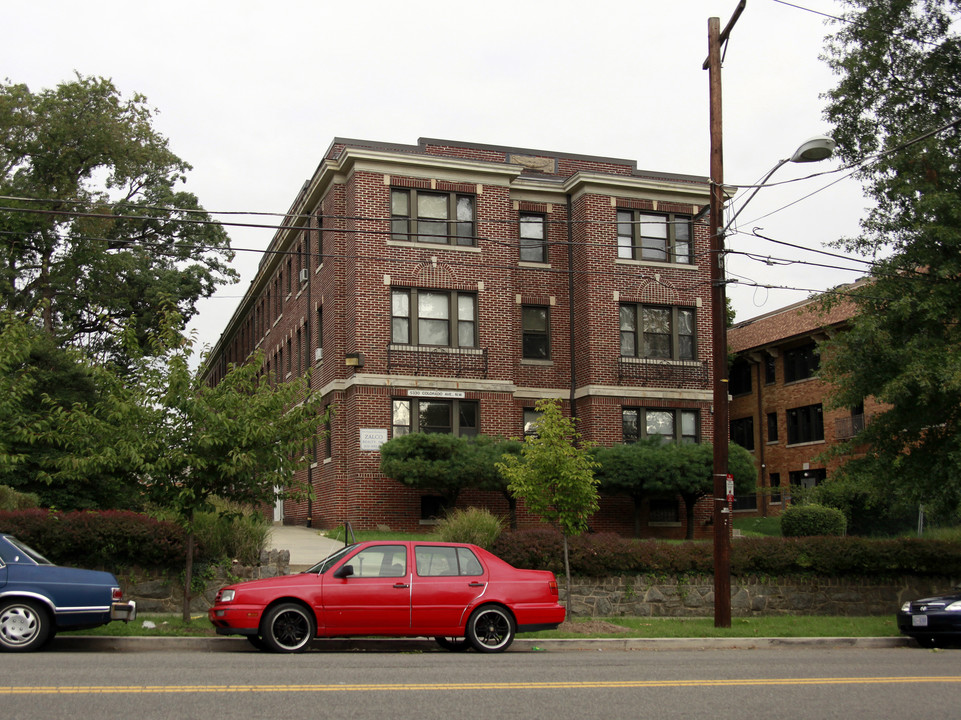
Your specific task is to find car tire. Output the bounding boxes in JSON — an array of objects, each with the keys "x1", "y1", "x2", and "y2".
[
  {"x1": 246, "y1": 635, "x2": 270, "y2": 651},
  {"x1": 434, "y1": 636, "x2": 471, "y2": 652},
  {"x1": 465, "y1": 605, "x2": 515, "y2": 653},
  {"x1": 915, "y1": 635, "x2": 942, "y2": 649},
  {"x1": 260, "y1": 603, "x2": 315, "y2": 653},
  {"x1": 0, "y1": 599, "x2": 51, "y2": 652}
]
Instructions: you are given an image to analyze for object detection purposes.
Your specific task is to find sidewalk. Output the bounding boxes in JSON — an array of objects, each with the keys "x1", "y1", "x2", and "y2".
[
  {"x1": 266, "y1": 523, "x2": 345, "y2": 570},
  {"x1": 53, "y1": 635, "x2": 914, "y2": 653}
]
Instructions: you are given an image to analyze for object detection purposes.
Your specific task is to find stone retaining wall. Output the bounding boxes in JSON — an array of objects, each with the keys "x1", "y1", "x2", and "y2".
[
  {"x1": 118, "y1": 555, "x2": 954, "y2": 617},
  {"x1": 562, "y1": 575, "x2": 957, "y2": 617},
  {"x1": 118, "y1": 549, "x2": 290, "y2": 613}
]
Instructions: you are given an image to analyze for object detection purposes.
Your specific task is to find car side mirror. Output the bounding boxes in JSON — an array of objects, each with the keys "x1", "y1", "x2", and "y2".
[{"x1": 334, "y1": 564, "x2": 354, "y2": 579}]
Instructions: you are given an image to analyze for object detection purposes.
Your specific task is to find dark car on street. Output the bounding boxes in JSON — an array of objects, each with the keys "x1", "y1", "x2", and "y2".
[
  {"x1": 0, "y1": 533, "x2": 137, "y2": 651},
  {"x1": 898, "y1": 589, "x2": 961, "y2": 648},
  {"x1": 209, "y1": 540, "x2": 565, "y2": 653}
]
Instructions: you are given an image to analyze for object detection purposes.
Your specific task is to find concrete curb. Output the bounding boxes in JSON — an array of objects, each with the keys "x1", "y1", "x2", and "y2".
[{"x1": 51, "y1": 635, "x2": 917, "y2": 653}]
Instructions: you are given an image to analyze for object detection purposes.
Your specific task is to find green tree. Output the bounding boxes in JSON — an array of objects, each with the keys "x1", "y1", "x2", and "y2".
[
  {"x1": 0, "y1": 317, "x2": 143, "y2": 508},
  {"x1": 379, "y1": 434, "x2": 523, "y2": 527},
  {"x1": 593, "y1": 439, "x2": 662, "y2": 538},
  {"x1": 0, "y1": 75, "x2": 237, "y2": 364},
  {"x1": 38, "y1": 308, "x2": 329, "y2": 619},
  {"x1": 0, "y1": 312, "x2": 146, "y2": 505},
  {"x1": 496, "y1": 399, "x2": 599, "y2": 610},
  {"x1": 642, "y1": 442, "x2": 755, "y2": 541},
  {"x1": 818, "y1": 0, "x2": 961, "y2": 517}
]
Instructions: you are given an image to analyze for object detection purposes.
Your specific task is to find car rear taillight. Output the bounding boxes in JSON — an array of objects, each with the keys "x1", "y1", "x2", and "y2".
[
  {"x1": 111, "y1": 587, "x2": 123, "y2": 602},
  {"x1": 549, "y1": 580, "x2": 558, "y2": 596}
]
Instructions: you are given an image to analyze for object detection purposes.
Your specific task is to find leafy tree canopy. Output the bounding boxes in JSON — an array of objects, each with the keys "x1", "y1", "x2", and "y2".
[
  {"x1": 818, "y1": 0, "x2": 961, "y2": 517},
  {"x1": 0, "y1": 74, "x2": 237, "y2": 364}
]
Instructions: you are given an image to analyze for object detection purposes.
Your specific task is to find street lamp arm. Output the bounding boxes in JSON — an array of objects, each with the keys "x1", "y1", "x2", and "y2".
[
  {"x1": 719, "y1": 135, "x2": 836, "y2": 238},
  {"x1": 720, "y1": 157, "x2": 790, "y2": 237}
]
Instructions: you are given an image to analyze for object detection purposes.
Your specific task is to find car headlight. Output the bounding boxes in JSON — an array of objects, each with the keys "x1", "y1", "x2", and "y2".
[
  {"x1": 946, "y1": 601, "x2": 961, "y2": 611},
  {"x1": 220, "y1": 589, "x2": 236, "y2": 603},
  {"x1": 901, "y1": 601, "x2": 912, "y2": 612}
]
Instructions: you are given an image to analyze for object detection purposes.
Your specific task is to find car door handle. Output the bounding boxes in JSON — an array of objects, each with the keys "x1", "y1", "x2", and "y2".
[
  {"x1": 393, "y1": 583, "x2": 409, "y2": 589},
  {"x1": 468, "y1": 582, "x2": 486, "y2": 587}
]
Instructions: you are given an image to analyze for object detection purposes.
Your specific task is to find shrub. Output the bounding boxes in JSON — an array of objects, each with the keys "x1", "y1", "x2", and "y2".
[
  {"x1": 0, "y1": 485, "x2": 40, "y2": 511},
  {"x1": 493, "y1": 529, "x2": 961, "y2": 579},
  {"x1": 0, "y1": 509, "x2": 188, "y2": 570},
  {"x1": 435, "y1": 507, "x2": 504, "y2": 549},
  {"x1": 189, "y1": 499, "x2": 271, "y2": 565},
  {"x1": 781, "y1": 503, "x2": 847, "y2": 537}
]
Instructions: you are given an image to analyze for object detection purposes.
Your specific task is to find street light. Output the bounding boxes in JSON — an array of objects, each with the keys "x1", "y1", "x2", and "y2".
[
  {"x1": 708, "y1": 132, "x2": 835, "y2": 628},
  {"x1": 722, "y1": 135, "x2": 836, "y2": 236}
]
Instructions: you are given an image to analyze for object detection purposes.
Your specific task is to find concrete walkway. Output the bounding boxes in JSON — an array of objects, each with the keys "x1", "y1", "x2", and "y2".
[{"x1": 266, "y1": 523, "x2": 346, "y2": 569}]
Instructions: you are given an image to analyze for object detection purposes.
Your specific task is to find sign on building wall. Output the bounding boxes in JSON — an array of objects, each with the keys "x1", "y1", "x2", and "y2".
[
  {"x1": 406, "y1": 389, "x2": 466, "y2": 399},
  {"x1": 360, "y1": 428, "x2": 389, "y2": 451}
]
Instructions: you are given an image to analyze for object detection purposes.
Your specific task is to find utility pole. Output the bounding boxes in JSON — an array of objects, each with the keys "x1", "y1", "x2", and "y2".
[{"x1": 705, "y1": 0, "x2": 745, "y2": 629}]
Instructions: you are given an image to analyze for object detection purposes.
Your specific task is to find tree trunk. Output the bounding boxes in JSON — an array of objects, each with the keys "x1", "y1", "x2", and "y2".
[
  {"x1": 562, "y1": 532, "x2": 573, "y2": 619},
  {"x1": 182, "y1": 529, "x2": 194, "y2": 623}
]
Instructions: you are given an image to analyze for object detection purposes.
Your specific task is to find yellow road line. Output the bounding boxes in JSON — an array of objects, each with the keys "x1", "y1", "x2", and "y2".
[{"x1": 3, "y1": 677, "x2": 961, "y2": 695}]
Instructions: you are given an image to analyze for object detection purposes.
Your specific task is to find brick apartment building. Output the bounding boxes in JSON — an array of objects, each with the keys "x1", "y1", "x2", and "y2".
[
  {"x1": 727, "y1": 281, "x2": 883, "y2": 516},
  {"x1": 203, "y1": 137, "x2": 723, "y2": 537}
]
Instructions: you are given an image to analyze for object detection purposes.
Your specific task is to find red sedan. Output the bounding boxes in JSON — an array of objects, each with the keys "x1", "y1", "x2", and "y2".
[{"x1": 208, "y1": 540, "x2": 565, "y2": 653}]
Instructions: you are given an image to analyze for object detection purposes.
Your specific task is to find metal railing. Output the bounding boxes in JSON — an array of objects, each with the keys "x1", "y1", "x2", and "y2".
[{"x1": 387, "y1": 343, "x2": 489, "y2": 378}]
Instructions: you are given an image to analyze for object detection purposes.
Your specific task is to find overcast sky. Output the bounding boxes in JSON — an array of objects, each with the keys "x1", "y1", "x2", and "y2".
[{"x1": 5, "y1": 0, "x2": 871, "y2": 350}]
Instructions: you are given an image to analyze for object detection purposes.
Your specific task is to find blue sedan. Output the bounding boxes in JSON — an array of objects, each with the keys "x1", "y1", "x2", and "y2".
[{"x1": 0, "y1": 533, "x2": 136, "y2": 651}]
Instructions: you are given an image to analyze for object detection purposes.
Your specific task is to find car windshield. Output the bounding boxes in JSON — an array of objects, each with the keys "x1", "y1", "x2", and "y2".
[
  {"x1": 305, "y1": 544, "x2": 355, "y2": 574},
  {"x1": 5, "y1": 536, "x2": 53, "y2": 565}
]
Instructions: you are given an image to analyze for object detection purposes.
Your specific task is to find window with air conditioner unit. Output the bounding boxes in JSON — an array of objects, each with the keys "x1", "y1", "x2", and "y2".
[{"x1": 299, "y1": 268, "x2": 309, "y2": 283}]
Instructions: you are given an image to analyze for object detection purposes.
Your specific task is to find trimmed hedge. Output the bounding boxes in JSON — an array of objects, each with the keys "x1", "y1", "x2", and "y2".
[
  {"x1": 781, "y1": 503, "x2": 847, "y2": 537},
  {"x1": 0, "y1": 510, "x2": 190, "y2": 571},
  {"x1": 492, "y1": 529, "x2": 961, "y2": 579}
]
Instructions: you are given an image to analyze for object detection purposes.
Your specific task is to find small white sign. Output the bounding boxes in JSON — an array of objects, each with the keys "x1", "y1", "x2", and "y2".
[
  {"x1": 406, "y1": 389, "x2": 465, "y2": 399},
  {"x1": 360, "y1": 428, "x2": 388, "y2": 451}
]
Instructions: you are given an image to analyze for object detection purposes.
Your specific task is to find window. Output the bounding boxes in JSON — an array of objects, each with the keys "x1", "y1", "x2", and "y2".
[
  {"x1": 522, "y1": 305, "x2": 550, "y2": 359},
  {"x1": 617, "y1": 210, "x2": 692, "y2": 263},
  {"x1": 770, "y1": 472, "x2": 781, "y2": 504},
  {"x1": 620, "y1": 304, "x2": 695, "y2": 360},
  {"x1": 523, "y1": 408, "x2": 543, "y2": 438},
  {"x1": 391, "y1": 189, "x2": 475, "y2": 246},
  {"x1": 323, "y1": 404, "x2": 332, "y2": 459},
  {"x1": 519, "y1": 213, "x2": 547, "y2": 263},
  {"x1": 415, "y1": 545, "x2": 484, "y2": 576},
  {"x1": 623, "y1": 408, "x2": 698, "y2": 444},
  {"x1": 391, "y1": 289, "x2": 476, "y2": 347},
  {"x1": 784, "y1": 342, "x2": 819, "y2": 383},
  {"x1": 392, "y1": 399, "x2": 479, "y2": 437},
  {"x1": 789, "y1": 467, "x2": 826, "y2": 489},
  {"x1": 347, "y1": 545, "x2": 407, "y2": 578},
  {"x1": 648, "y1": 498, "x2": 680, "y2": 524},
  {"x1": 315, "y1": 306, "x2": 323, "y2": 362},
  {"x1": 729, "y1": 358, "x2": 752, "y2": 396},
  {"x1": 764, "y1": 355, "x2": 777, "y2": 384},
  {"x1": 315, "y1": 212, "x2": 325, "y2": 264},
  {"x1": 767, "y1": 412, "x2": 779, "y2": 443},
  {"x1": 786, "y1": 404, "x2": 824, "y2": 444},
  {"x1": 730, "y1": 416, "x2": 755, "y2": 451}
]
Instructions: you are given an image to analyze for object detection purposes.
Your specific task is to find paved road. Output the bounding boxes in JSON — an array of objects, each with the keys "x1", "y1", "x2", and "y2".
[{"x1": 3, "y1": 646, "x2": 957, "y2": 719}]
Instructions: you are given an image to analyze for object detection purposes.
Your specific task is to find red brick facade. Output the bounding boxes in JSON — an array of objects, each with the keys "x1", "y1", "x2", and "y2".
[
  {"x1": 204, "y1": 138, "x2": 719, "y2": 538},
  {"x1": 727, "y1": 282, "x2": 884, "y2": 516}
]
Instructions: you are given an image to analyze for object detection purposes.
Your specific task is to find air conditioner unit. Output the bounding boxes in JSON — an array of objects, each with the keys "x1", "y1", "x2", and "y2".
[
  {"x1": 299, "y1": 268, "x2": 309, "y2": 283},
  {"x1": 315, "y1": 347, "x2": 323, "y2": 362}
]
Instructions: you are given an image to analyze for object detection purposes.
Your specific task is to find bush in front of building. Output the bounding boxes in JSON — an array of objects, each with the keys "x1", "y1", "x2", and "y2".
[
  {"x1": 435, "y1": 507, "x2": 504, "y2": 549},
  {"x1": 0, "y1": 509, "x2": 190, "y2": 570},
  {"x1": 493, "y1": 528, "x2": 961, "y2": 578},
  {"x1": 780, "y1": 503, "x2": 848, "y2": 537},
  {"x1": 0, "y1": 484, "x2": 40, "y2": 510}
]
